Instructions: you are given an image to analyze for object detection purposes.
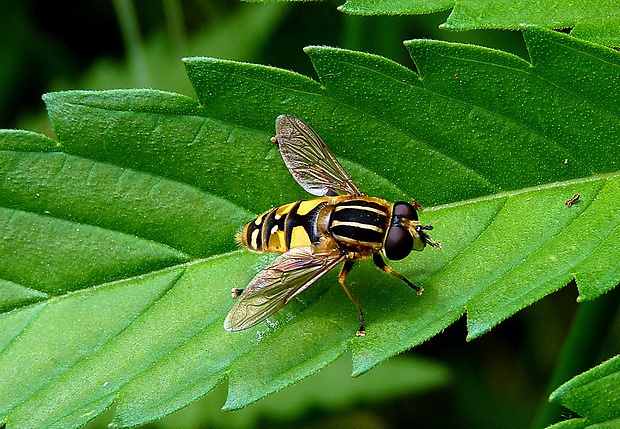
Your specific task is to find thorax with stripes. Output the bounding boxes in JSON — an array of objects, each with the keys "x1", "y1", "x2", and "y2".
[{"x1": 238, "y1": 196, "x2": 392, "y2": 253}]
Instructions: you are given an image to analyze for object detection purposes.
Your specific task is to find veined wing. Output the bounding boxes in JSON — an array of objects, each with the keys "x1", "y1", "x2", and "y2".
[
  {"x1": 273, "y1": 115, "x2": 363, "y2": 197},
  {"x1": 224, "y1": 246, "x2": 346, "y2": 332}
]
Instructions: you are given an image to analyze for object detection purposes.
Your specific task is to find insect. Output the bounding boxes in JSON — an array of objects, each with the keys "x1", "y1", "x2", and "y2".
[
  {"x1": 224, "y1": 115, "x2": 439, "y2": 336},
  {"x1": 565, "y1": 193, "x2": 580, "y2": 206}
]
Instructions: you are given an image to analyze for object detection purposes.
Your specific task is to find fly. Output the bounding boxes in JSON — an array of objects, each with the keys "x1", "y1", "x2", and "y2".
[{"x1": 224, "y1": 115, "x2": 439, "y2": 336}]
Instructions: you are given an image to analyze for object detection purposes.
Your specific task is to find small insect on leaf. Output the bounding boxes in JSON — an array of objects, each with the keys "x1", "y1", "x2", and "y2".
[
  {"x1": 410, "y1": 199, "x2": 424, "y2": 210},
  {"x1": 565, "y1": 193, "x2": 581, "y2": 206}
]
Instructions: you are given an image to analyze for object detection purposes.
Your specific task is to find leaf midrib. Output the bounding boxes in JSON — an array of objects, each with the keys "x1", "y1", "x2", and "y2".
[
  {"x1": 1, "y1": 248, "x2": 255, "y2": 418},
  {"x1": 426, "y1": 171, "x2": 620, "y2": 212},
  {"x1": 421, "y1": 171, "x2": 618, "y2": 310},
  {"x1": 468, "y1": 179, "x2": 606, "y2": 310},
  {"x1": 4, "y1": 270, "x2": 187, "y2": 424}
]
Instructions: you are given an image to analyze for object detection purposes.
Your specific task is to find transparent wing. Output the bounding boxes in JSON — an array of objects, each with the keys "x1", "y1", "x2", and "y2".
[
  {"x1": 273, "y1": 115, "x2": 363, "y2": 197},
  {"x1": 224, "y1": 246, "x2": 345, "y2": 331}
]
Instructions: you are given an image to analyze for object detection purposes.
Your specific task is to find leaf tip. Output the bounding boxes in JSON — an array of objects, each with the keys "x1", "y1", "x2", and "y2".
[
  {"x1": 221, "y1": 391, "x2": 245, "y2": 412},
  {"x1": 302, "y1": 45, "x2": 321, "y2": 55},
  {"x1": 466, "y1": 319, "x2": 492, "y2": 341},
  {"x1": 107, "y1": 420, "x2": 121, "y2": 429}
]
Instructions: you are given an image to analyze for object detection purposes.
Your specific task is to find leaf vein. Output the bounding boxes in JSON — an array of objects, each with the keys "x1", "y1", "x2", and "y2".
[
  {"x1": 478, "y1": 179, "x2": 615, "y2": 317},
  {"x1": 5, "y1": 267, "x2": 187, "y2": 417},
  {"x1": 325, "y1": 55, "x2": 563, "y2": 187},
  {"x1": 428, "y1": 171, "x2": 620, "y2": 211},
  {"x1": 432, "y1": 197, "x2": 509, "y2": 280}
]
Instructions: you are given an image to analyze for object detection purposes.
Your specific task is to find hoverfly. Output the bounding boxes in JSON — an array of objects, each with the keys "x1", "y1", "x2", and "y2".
[{"x1": 224, "y1": 115, "x2": 439, "y2": 336}]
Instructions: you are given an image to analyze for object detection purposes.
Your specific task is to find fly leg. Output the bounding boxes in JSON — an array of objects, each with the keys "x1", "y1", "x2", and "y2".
[
  {"x1": 338, "y1": 260, "x2": 366, "y2": 337},
  {"x1": 373, "y1": 253, "x2": 424, "y2": 295}
]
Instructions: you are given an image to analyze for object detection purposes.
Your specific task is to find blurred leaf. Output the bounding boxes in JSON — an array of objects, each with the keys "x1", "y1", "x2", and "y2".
[
  {"x1": 0, "y1": 27, "x2": 619, "y2": 428},
  {"x1": 546, "y1": 355, "x2": 620, "y2": 428},
  {"x1": 146, "y1": 353, "x2": 450, "y2": 429},
  {"x1": 61, "y1": 3, "x2": 289, "y2": 96}
]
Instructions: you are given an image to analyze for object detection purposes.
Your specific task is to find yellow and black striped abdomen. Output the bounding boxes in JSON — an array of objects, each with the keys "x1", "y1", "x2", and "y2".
[
  {"x1": 329, "y1": 198, "x2": 389, "y2": 250},
  {"x1": 237, "y1": 198, "x2": 330, "y2": 253},
  {"x1": 238, "y1": 196, "x2": 394, "y2": 254}
]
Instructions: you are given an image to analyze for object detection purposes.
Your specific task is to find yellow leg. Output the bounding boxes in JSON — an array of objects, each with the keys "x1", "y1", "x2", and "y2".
[
  {"x1": 373, "y1": 253, "x2": 424, "y2": 295},
  {"x1": 338, "y1": 260, "x2": 366, "y2": 336}
]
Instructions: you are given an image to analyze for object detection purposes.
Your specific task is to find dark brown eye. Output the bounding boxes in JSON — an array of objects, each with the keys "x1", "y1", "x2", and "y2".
[
  {"x1": 392, "y1": 202, "x2": 418, "y2": 221},
  {"x1": 384, "y1": 226, "x2": 413, "y2": 260}
]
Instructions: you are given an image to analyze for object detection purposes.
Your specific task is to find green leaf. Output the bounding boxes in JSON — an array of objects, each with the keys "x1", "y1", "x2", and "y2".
[
  {"x1": 546, "y1": 355, "x2": 620, "y2": 428},
  {"x1": 278, "y1": 0, "x2": 620, "y2": 46},
  {"x1": 440, "y1": 0, "x2": 620, "y2": 34},
  {"x1": 336, "y1": 0, "x2": 454, "y2": 15},
  {"x1": 0, "y1": 27, "x2": 619, "y2": 428},
  {"x1": 571, "y1": 17, "x2": 620, "y2": 47}
]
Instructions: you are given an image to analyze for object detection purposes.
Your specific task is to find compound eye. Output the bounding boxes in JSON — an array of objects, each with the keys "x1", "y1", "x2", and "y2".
[
  {"x1": 384, "y1": 226, "x2": 413, "y2": 260},
  {"x1": 393, "y1": 202, "x2": 418, "y2": 221}
]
